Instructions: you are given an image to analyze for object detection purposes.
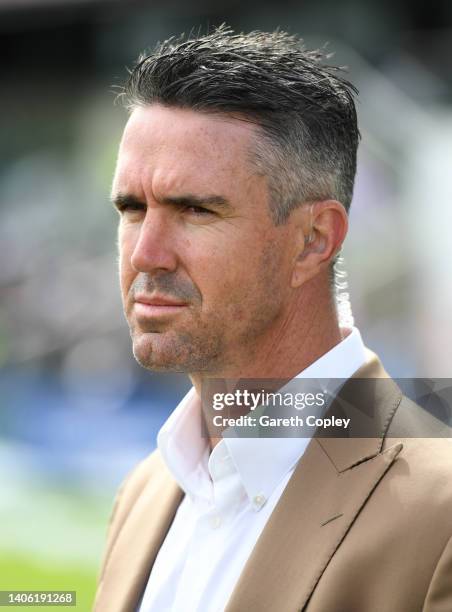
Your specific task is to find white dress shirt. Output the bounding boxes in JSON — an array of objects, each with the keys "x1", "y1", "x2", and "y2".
[{"x1": 138, "y1": 327, "x2": 367, "y2": 612}]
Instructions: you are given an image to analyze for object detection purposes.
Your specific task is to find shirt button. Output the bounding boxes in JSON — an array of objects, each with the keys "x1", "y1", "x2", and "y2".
[
  {"x1": 210, "y1": 515, "x2": 222, "y2": 529},
  {"x1": 253, "y1": 494, "x2": 266, "y2": 510}
]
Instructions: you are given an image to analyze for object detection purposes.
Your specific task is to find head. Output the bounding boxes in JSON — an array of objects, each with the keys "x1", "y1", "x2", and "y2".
[{"x1": 112, "y1": 26, "x2": 359, "y2": 376}]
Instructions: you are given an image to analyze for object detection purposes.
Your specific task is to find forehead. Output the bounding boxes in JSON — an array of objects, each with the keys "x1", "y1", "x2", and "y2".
[{"x1": 113, "y1": 104, "x2": 260, "y2": 200}]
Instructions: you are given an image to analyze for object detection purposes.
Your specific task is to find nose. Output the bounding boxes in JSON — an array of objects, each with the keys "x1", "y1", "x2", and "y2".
[{"x1": 130, "y1": 209, "x2": 179, "y2": 274}]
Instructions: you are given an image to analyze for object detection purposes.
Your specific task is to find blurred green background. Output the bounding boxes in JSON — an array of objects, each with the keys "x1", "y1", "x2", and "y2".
[{"x1": 1, "y1": 0, "x2": 451, "y2": 609}]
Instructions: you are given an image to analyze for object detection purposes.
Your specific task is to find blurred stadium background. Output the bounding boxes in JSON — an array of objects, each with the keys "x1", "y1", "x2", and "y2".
[{"x1": 1, "y1": 0, "x2": 451, "y2": 608}]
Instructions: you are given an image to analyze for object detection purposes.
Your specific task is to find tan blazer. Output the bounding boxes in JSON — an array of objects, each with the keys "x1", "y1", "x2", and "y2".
[{"x1": 94, "y1": 355, "x2": 452, "y2": 611}]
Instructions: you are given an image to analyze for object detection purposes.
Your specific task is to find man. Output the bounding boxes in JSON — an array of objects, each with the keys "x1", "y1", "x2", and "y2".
[{"x1": 94, "y1": 26, "x2": 452, "y2": 611}]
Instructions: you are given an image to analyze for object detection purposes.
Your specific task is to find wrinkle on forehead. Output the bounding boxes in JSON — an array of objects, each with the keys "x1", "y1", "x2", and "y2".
[
  {"x1": 113, "y1": 104, "x2": 268, "y2": 208},
  {"x1": 121, "y1": 104, "x2": 258, "y2": 158}
]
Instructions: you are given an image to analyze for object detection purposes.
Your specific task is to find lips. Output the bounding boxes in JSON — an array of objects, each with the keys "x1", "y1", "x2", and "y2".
[
  {"x1": 134, "y1": 294, "x2": 187, "y2": 307},
  {"x1": 133, "y1": 294, "x2": 188, "y2": 318}
]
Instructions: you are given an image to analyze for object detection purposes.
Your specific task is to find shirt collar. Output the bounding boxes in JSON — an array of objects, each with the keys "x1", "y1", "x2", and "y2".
[{"x1": 157, "y1": 327, "x2": 367, "y2": 508}]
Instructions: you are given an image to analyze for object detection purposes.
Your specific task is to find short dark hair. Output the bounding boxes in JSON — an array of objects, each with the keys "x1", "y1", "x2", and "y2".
[{"x1": 121, "y1": 24, "x2": 360, "y2": 225}]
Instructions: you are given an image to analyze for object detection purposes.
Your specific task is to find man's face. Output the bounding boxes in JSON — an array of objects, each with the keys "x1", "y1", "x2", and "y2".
[{"x1": 112, "y1": 104, "x2": 297, "y2": 374}]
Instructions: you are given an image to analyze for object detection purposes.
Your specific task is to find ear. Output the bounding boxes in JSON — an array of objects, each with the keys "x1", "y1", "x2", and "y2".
[{"x1": 291, "y1": 200, "x2": 348, "y2": 288}]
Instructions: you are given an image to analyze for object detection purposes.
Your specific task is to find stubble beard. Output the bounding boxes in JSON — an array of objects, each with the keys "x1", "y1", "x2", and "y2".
[
  {"x1": 127, "y1": 242, "x2": 286, "y2": 376},
  {"x1": 130, "y1": 319, "x2": 226, "y2": 374}
]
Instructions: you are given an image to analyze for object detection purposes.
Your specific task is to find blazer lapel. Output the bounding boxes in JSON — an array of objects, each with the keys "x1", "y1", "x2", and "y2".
[
  {"x1": 225, "y1": 354, "x2": 404, "y2": 612},
  {"x1": 224, "y1": 437, "x2": 402, "y2": 612},
  {"x1": 94, "y1": 460, "x2": 183, "y2": 612}
]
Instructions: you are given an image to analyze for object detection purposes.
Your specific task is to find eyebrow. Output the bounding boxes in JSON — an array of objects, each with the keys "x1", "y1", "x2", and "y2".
[
  {"x1": 111, "y1": 193, "x2": 145, "y2": 210},
  {"x1": 111, "y1": 192, "x2": 232, "y2": 211}
]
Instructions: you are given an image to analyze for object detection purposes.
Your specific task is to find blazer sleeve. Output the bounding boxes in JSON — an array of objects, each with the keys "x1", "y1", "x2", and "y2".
[{"x1": 423, "y1": 534, "x2": 452, "y2": 611}]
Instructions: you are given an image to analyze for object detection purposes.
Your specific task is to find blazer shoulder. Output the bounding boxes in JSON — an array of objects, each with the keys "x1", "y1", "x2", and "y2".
[
  {"x1": 384, "y1": 394, "x2": 452, "y2": 520},
  {"x1": 97, "y1": 449, "x2": 170, "y2": 584},
  {"x1": 109, "y1": 449, "x2": 172, "y2": 540},
  {"x1": 387, "y1": 393, "x2": 452, "y2": 440}
]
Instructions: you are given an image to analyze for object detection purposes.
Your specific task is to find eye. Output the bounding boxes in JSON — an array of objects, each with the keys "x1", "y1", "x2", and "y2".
[{"x1": 183, "y1": 205, "x2": 213, "y2": 216}]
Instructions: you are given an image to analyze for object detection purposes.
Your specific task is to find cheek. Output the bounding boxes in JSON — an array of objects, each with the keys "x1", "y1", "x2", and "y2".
[
  {"x1": 194, "y1": 239, "x2": 265, "y2": 303},
  {"x1": 118, "y1": 225, "x2": 137, "y2": 295}
]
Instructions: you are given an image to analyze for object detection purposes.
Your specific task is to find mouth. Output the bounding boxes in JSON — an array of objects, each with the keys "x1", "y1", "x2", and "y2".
[{"x1": 133, "y1": 294, "x2": 188, "y2": 317}]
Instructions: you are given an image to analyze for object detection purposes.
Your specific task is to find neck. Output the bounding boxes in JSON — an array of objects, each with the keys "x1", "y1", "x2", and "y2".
[{"x1": 190, "y1": 278, "x2": 344, "y2": 449}]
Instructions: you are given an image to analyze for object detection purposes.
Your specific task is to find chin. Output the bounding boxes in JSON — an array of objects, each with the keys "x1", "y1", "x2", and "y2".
[
  {"x1": 131, "y1": 329, "x2": 222, "y2": 374},
  {"x1": 131, "y1": 330, "x2": 199, "y2": 373},
  {"x1": 131, "y1": 334, "x2": 182, "y2": 372}
]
